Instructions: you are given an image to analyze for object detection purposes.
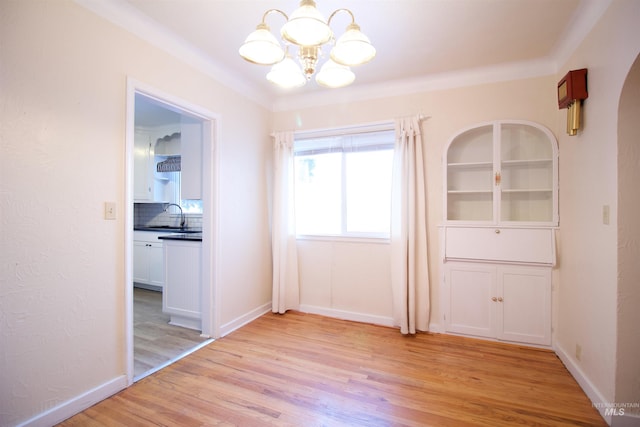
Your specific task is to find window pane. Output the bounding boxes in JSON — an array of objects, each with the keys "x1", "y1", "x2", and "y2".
[
  {"x1": 294, "y1": 153, "x2": 342, "y2": 235},
  {"x1": 345, "y1": 150, "x2": 393, "y2": 234}
]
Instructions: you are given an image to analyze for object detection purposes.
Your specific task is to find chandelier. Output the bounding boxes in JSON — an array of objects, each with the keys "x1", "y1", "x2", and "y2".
[{"x1": 239, "y1": 0, "x2": 376, "y2": 89}]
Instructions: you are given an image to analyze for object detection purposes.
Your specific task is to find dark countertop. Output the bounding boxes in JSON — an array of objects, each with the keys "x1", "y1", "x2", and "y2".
[
  {"x1": 134, "y1": 226, "x2": 201, "y2": 234},
  {"x1": 158, "y1": 233, "x2": 203, "y2": 242}
]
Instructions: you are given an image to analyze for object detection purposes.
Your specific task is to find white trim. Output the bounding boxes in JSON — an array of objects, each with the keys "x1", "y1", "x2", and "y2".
[
  {"x1": 612, "y1": 413, "x2": 640, "y2": 427},
  {"x1": 219, "y1": 303, "x2": 272, "y2": 338},
  {"x1": 554, "y1": 342, "x2": 612, "y2": 425},
  {"x1": 76, "y1": 0, "x2": 611, "y2": 113},
  {"x1": 16, "y1": 376, "x2": 127, "y2": 427},
  {"x1": 299, "y1": 304, "x2": 395, "y2": 328},
  {"x1": 292, "y1": 120, "x2": 394, "y2": 139},
  {"x1": 427, "y1": 322, "x2": 444, "y2": 334},
  {"x1": 296, "y1": 235, "x2": 390, "y2": 245},
  {"x1": 125, "y1": 78, "x2": 220, "y2": 384},
  {"x1": 74, "y1": 0, "x2": 272, "y2": 109},
  {"x1": 551, "y1": 0, "x2": 612, "y2": 68}
]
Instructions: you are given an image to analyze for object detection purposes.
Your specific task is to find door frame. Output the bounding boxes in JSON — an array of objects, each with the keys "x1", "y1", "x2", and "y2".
[{"x1": 124, "y1": 78, "x2": 220, "y2": 384}]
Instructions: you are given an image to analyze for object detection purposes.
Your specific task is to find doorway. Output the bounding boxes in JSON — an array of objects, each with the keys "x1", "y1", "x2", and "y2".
[{"x1": 125, "y1": 79, "x2": 219, "y2": 384}]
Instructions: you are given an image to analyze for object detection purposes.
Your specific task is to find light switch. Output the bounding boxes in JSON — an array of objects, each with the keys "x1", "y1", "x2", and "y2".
[
  {"x1": 104, "y1": 202, "x2": 116, "y2": 220},
  {"x1": 602, "y1": 205, "x2": 610, "y2": 225}
]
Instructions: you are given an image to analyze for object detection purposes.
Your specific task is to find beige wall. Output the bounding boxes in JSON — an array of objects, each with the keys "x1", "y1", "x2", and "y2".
[
  {"x1": 0, "y1": 1, "x2": 272, "y2": 425},
  {"x1": 273, "y1": 76, "x2": 558, "y2": 330},
  {"x1": 3, "y1": 0, "x2": 639, "y2": 425},
  {"x1": 554, "y1": 0, "x2": 640, "y2": 419}
]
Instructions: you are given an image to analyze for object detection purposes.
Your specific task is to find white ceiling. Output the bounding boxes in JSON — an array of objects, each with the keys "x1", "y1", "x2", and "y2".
[{"x1": 78, "y1": 0, "x2": 609, "y2": 110}]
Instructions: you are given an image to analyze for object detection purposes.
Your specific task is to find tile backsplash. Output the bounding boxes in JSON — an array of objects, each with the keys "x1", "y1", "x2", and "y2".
[{"x1": 134, "y1": 203, "x2": 203, "y2": 229}]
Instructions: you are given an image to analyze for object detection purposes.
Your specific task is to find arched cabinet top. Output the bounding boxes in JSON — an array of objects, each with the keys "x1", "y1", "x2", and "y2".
[{"x1": 444, "y1": 120, "x2": 558, "y2": 226}]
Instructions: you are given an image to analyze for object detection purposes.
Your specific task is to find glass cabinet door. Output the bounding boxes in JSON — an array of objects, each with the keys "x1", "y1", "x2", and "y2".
[
  {"x1": 446, "y1": 125, "x2": 494, "y2": 221},
  {"x1": 445, "y1": 121, "x2": 558, "y2": 226}
]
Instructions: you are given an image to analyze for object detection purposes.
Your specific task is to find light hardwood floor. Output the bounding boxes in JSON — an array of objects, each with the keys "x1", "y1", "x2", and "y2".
[
  {"x1": 62, "y1": 311, "x2": 605, "y2": 426},
  {"x1": 134, "y1": 288, "x2": 209, "y2": 378}
]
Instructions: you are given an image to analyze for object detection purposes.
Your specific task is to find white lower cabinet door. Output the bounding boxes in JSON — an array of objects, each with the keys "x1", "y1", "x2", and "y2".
[
  {"x1": 133, "y1": 241, "x2": 150, "y2": 284},
  {"x1": 148, "y1": 242, "x2": 165, "y2": 288},
  {"x1": 497, "y1": 266, "x2": 551, "y2": 346},
  {"x1": 444, "y1": 262, "x2": 551, "y2": 346},
  {"x1": 445, "y1": 263, "x2": 496, "y2": 339}
]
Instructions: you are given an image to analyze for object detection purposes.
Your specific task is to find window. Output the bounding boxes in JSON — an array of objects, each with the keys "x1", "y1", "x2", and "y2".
[{"x1": 294, "y1": 128, "x2": 395, "y2": 238}]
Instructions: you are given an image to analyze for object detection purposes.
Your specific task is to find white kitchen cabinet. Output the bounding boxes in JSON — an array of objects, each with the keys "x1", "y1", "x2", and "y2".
[
  {"x1": 133, "y1": 231, "x2": 166, "y2": 290},
  {"x1": 134, "y1": 130, "x2": 153, "y2": 202},
  {"x1": 445, "y1": 120, "x2": 558, "y2": 226},
  {"x1": 180, "y1": 117, "x2": 202, "y2": 200},
  {"x1": 444, "y1": 262, "x2": 551, "y2": 346},
  {"x1": 163, "y1": 239, "x2": 202, "y2": 330}
]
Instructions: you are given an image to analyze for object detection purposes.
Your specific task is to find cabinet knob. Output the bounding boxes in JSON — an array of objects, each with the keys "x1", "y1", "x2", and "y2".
[
  {"x1": 495, "y1": 229, "x2": 500, "y2": 234},
  {"x1": 497, "y1": 297, "x2": 504, "y2": 302},
  {"x1": 491, "y1": 297, "x2": 497, "y2": 302}
]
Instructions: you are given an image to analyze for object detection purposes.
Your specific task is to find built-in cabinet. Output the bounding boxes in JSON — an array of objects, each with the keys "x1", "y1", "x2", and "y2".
[
  {"x1": 134, "y1": 129, "x2": 174, "y2": 203},
  {"x1": 180, "y1": 117, "x2": 203, "y2": 200},
  {"x1": 441, "y1": 120, "x2": 558, "y2": 347},
  {"x1": 162, "y1": 239, "x2": 202, "y2": 331},
  {"x1": 444, "y1": 262, "x2": 551, "y2": 346},
  {"x1": 446, "y1": 120, "x2": 557, "y2": 225},
  {"x1": 134, "y1": 125, "x2": 202, "y2": 203},
  {"x1": 134, "y1": 130, "x2": 154, "y2": 202},
  {"x1": 133, "y1": 231, "x2": 167, "y2": 290}
]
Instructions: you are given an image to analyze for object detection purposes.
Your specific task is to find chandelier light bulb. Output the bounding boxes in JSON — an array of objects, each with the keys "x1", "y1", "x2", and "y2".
[
  {"x1": 330, "y1": 23, "x2": 376, "y2": 66},
  {"x1": 266, "y1": 55, "x2": 307, "y2": 89},
  {"x1": 316, "y1": 59, "x2": 355, "y2": 88},
  {"x1": 281, "y1": 0, "x2": 332, "y2": 46},
  {"x1": 239, "y1": 23, "x2": 285, "y2": 65}
]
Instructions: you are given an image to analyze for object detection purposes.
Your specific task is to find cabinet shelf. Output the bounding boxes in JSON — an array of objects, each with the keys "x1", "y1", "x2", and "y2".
[
  {"x1": 501, "y1": 159, "x2": 552, "y2": 167},
  {"x1": 448, "y1": 190, "x2": 492, "y2": 194},
  {"x1": 501, "y1": 188, "x2": 552, "y2": 193},
  {"x1": 447, "y1": 161, "x2": 493, "y2": 168}
]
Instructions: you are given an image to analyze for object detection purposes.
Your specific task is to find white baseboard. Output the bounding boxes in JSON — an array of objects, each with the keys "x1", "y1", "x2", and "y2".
[
  {"x1": 554, "y1": 342, "x2": 612, "y2": 425},
  {"x1": 427, "y1": 322, "x2": 444, "y2": 333},
  {"x1": 612, "y1": 413, "x2": 640, "y2": 427},
  {"x1": 299, "y1": 304, "x2": 395, "y2": 328},
  {"x1": 219, "y1": 302, "x2": 271, "y2": 337},
  {"x1": 17, "y1": 375, "x2": 127, "y2": 427}
]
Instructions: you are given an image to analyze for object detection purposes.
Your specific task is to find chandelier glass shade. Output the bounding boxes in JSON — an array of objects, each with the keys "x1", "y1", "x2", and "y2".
[{"x1": 239, "y1": 0, "x2": 375, "y2": 89}]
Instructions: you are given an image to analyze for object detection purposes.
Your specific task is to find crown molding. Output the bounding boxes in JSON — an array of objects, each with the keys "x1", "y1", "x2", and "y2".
[
  {"x1": 271, "y1": 57, "x2": 558, "y2": 112},
  {"x1": 76, "y1": 0, "x2": 611, "y2": 113},
  {"x1": 550, "y1": 0, "x2": 612, "y2": 68},
  {"x1": 74, "y1": 0, "x2": 274, "y2": 109}
]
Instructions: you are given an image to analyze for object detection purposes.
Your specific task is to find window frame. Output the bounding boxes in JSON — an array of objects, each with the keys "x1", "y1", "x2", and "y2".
[{"x1": 293, "y1": 122, "x2": 395, "y2": 241}]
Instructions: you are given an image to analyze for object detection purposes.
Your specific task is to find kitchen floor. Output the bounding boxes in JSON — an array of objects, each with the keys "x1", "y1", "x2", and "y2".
[{"x1": 134, "y1": 288, "x2": 209, "y2": 378}]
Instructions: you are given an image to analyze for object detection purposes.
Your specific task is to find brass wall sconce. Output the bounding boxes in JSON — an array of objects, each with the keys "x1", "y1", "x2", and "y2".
[{"x1": 558, "y1": 69, "x2": 588, "y2": 136}]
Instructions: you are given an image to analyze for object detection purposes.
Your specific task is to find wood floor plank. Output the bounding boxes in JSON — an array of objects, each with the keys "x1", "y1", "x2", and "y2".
[
  {"x1": 59, "y1": 311, "x2": 606, "y2": 426},
  {"x1": 133, "y1": 288, "x2": 208, "y2": 378}
]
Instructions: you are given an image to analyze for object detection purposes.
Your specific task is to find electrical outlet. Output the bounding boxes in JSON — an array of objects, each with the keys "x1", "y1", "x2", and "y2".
[
  {"x1": 104, "y1": 202, "x2": 116, "y2": 220},
  {"x1": 575, "y1": 344, "x2": 582, "y2": 361}
]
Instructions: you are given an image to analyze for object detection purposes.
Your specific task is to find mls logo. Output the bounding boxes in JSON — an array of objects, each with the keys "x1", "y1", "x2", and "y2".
[{"x1": 604, "y1": 407, "x2": 625, "y2": 416}]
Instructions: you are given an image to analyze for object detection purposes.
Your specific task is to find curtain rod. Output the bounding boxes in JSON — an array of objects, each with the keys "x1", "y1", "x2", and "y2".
[{"x1": 271, "y1": 114, "x2": 430, "y2": 138}]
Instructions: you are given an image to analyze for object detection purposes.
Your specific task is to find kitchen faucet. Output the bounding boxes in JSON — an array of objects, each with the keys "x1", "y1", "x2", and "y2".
[{"x1": 164, "y1": 203, "x2": 185, "y2": 228}]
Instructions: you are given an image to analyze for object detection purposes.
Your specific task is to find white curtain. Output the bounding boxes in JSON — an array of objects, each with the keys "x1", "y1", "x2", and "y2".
[
  {"x1": 390, "y1": 117, "x2": 430, "y2": 334},
  {"x1": 271, "y1": 131, "x2": 300, "y2": 313}
]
